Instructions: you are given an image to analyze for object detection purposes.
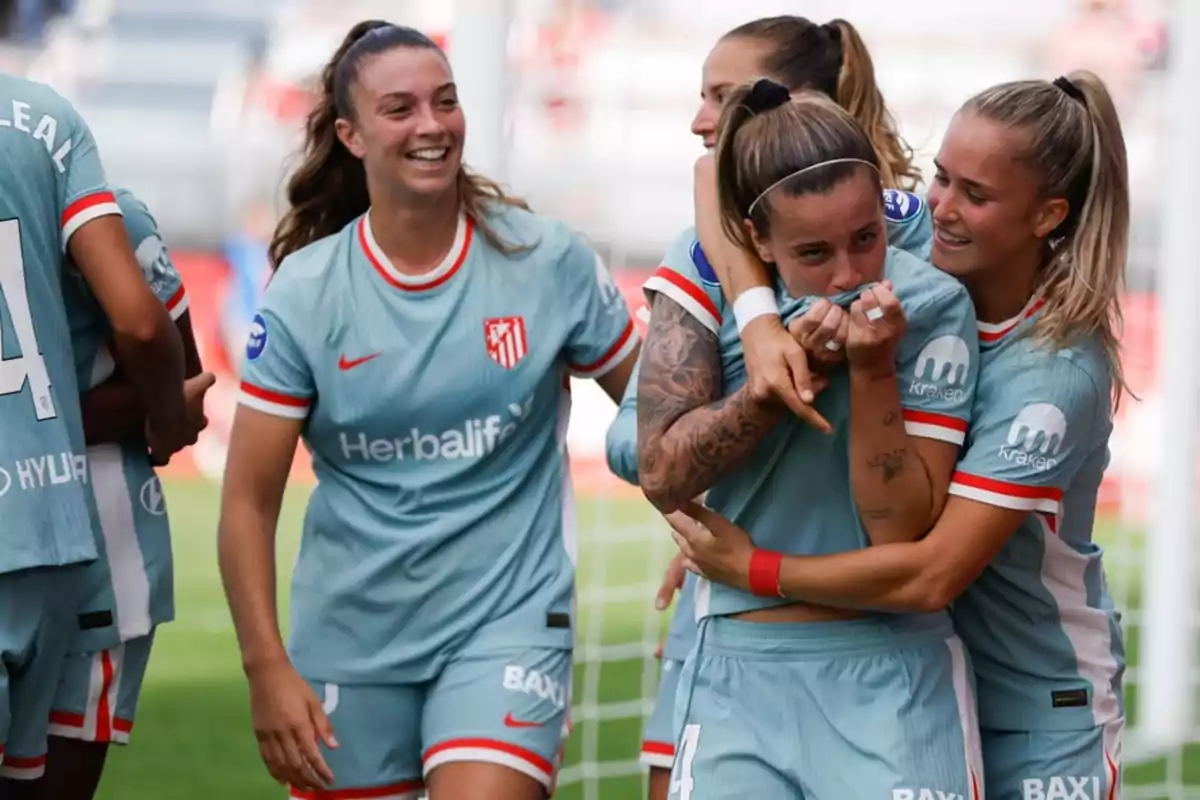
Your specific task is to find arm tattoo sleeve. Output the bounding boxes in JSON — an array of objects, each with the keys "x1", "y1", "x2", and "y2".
[{"x1": 636, "y1": 293, "x2": 784, "y2": 512}]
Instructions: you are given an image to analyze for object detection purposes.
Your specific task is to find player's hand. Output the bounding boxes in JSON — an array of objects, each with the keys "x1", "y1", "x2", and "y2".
[
  {"x1": 146, "y1": 372, "x2": 215, "y2": 466},
  {"x1": 787, "y1": 299, "x2": 849, "y2": 369},
  {"x1": 655, "y1": 551, "x2": 687, "y2": 612},
  {"x1": 247, "y1": 660, "x2": 338, "y2": 792},
  {"x1": 666, "y1": 502, "x2": 755, "y2": 594},
  {"x1": 845, "y1": 282, "x2": 906, "y2": 379},
  {"x1": 741, "y1": 316, "x2": 832, "y2": 434}
]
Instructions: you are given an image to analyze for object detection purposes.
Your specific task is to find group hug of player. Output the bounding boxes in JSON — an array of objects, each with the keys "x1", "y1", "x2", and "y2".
[{"x1": 0, "y1": 10, "x2": 1127, "y2": 800}]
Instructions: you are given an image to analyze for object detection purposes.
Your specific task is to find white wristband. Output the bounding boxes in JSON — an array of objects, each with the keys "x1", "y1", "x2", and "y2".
[{"x1": 732, "y1": 286, "x2": 780, "y2": 335}]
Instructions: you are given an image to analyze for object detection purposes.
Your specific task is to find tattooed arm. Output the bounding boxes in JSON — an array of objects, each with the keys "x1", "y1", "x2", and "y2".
[
  {"x1": 846, "y1": 286, "x2": 966, "y2": 545},
  {"x1": 636, "y1": 293, "x2": 785, "y2": 514},
  {"x1": 848, "y1": 370, "x2": 957, "y2": 545}
]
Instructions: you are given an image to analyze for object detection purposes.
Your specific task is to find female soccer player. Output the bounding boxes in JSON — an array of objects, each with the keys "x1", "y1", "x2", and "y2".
[
  {"x1": 38, "y1": 188, "x2": 212, "y2": 800},
  {"x1": 218, "y1": 21, "x2": 638, "y2": 800},
  {"x1": 0, "y1": 74, "x2": 190, "y2": 799},
  {"x1": 627, "y1": 16, "x2": 926, "y2": 798},
  {"x1": 675, "y1": 72, "x2": 1128, "y2": 800},
  {"x1": 636, "y1": 81, "x2": 981, "y2": 799}
]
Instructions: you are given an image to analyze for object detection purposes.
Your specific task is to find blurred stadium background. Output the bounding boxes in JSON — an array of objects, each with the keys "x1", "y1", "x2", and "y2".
[{"x1": 2, "y1": 0, "x2": 1196, "y2": 797}]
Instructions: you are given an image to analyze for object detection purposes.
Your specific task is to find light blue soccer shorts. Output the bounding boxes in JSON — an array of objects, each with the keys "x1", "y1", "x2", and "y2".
[
  {"x1": 669, "y1": 614, "x2": 984, "y2": 800},
  {"x1": 642, "y1": 658, "x2": 684, "y2": 770},
  {"x1": 982, "y1": 718, "x2": 1123, "y2": 800},
  {"x1": 0, "y1": 565, "x2": 83, "y2": 780},
  {"x1": 293, "y1": 643, "x2": 572, "y2": 799},
  {"x1": 49, "y1": 630, "x2": 156, "y2": 745}
]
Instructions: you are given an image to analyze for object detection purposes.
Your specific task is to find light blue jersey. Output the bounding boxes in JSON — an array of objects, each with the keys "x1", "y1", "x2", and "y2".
[
  {"x1": 948, "y1": 296, "x2": 1124, "y2": 733},
  {"x1": 643, "y1": 219, "x2": 978, "y2": 622},
  {"x1": 632, "y1": 188, "x2": 943, "y2": 657},
  {"x1": 0, "y1": 74, "x2": 124, "y2": 575},
  {"x1": 239, "y1": 206, "x2": 638, "y2": 685},
  {"x1": 0, "y1": 72, "x2": 125, "y2": 782},
  {"x1": 63, "y1": 188, "x2": 187, "y2": 644}
]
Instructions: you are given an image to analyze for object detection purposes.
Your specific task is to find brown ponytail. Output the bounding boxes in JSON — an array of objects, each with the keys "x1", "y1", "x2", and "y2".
[
  {"x1": 269, "y1": 20, "x2": 532, "y2": 269},
  {"x1": 721, "y1": 16, "x2": 919, "y2": 191},
  {"x1": 268, "y1": 21, "x2": 385, "y2": 270},
  {"x1": 829, "y1": 19, "x2": 920, "y2": 191}
]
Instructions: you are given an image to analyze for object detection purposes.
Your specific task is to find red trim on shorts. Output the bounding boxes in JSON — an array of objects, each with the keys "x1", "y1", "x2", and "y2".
[
  {"x1": 423, "y1": 737, "x2": 555, "y2": 775},
  {"x1": 289, "y1": 779, "x2": 425, "y2": 799}
]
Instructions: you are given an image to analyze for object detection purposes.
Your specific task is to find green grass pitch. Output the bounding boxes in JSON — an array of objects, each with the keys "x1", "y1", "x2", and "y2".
[{"x1": 93, "y1": 480, "x2": 1200, "y2": 799}]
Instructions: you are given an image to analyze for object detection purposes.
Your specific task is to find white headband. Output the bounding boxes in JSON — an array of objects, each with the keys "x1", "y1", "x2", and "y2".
[{"x1": 746, "y1": 158, "x2": 880, "y2": 216}]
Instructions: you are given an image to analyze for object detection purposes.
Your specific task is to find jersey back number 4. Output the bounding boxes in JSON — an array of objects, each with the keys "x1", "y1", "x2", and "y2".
[{"x1": 0, "y1": 218, "x2": 57, "y2": 420}]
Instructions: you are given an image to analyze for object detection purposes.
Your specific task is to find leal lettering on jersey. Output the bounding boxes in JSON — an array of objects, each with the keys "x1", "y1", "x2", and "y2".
[
  {"x1": 0, "y1": 452, "x2": 88, "y2": 497},
  {"x1": 892, "y1": 788, "x2": 965, "y2": 800},
  {"x1": 999, "y1": 402, "x2": 1067, "y2": 472},
  {"x1": 502, "y1": 665, "x2": 567, "y2": 710},
  {"x1": 339, "y1": 396, "x2": 533, "y2": 463},
  {"x1": 1022, "y1": 776, "x2": 1105, "y2": 800},
  {"x1": 909, "y1": 335, "x2": 970, "y2": 402},
  {"x1": 0, "y1": 100, "x2": 74, "y2": 173}
]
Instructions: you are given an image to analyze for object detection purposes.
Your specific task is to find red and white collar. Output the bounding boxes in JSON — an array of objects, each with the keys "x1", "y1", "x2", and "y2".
[
  {"x1": 358, "y1": 210, "x2": 474, "y2": 292},
  {"x1": 977, "y1": 294, "x2": 1045, "y2": 345}
]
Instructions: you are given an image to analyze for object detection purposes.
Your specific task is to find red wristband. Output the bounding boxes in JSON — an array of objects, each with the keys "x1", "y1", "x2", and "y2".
[{"x1": 748, "y1": 549, "x2": 784, "y2": 598}]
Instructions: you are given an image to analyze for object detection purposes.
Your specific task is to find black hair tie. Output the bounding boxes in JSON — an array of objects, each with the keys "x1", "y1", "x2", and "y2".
[
  {"x1": 1053, "y1": 76, "x2": 1086, "y2": 103},
  {"x1": 744, "y1": 78, "x2": 791, "y2": 114}
]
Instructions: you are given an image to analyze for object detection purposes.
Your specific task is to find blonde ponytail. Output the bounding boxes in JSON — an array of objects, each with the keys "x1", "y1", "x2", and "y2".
[
  {"x1": 830, "y1": 19, "x2": 921, "y2": 191},
  {"x1": 963, "y1": 71, "x2": 1130, "y2": 404}
]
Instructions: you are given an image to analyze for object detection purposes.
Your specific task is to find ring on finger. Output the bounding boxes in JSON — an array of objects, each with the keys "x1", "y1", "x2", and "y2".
[
  {"x1": 865, "y1": 307, "x2": 885, "y2": 322},
  {"x1": 824, "y1": 340, "x2": 842, "y2": 352}
]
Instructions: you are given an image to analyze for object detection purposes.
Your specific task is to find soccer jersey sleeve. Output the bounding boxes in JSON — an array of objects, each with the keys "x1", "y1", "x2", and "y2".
[
  {"x1": 236, "y1": 281, "x2": 315, "y2": 421},
  {"x1": 115, "y1": 191, "x2": 188, "y2": 320},
  {"x1": 604, "y1": 355, "x2": 640, "y2": 486},
  {"x1": 883, "y1": 189, "x2": 933, "y2": 261},
  {"x1": 51, "y1": 95, "x2": 121, "y2": 250},
  {"x1": 641, "y1": 228, "x2": 726, "y2": 336},
  {"x1": 893, "y1": 283, "x2": 979, "y2": 446},
  {"x1": 560, "y1": 234, "x2": 640, "y2": 379},
  {"x1": 949, "y1": 356, "x2": 1108, "y2": 514}
]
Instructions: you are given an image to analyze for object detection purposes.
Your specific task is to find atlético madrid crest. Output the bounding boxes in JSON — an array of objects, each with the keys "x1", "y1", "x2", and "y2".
[{"x1": 484, "y1": 316, "x2": 528, "y2": 369}]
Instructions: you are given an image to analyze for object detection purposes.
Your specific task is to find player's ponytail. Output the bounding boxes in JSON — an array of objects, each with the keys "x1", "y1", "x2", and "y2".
[
  {"x1": 721, "y1": 16, "x2": 919, "y2": 191},
  {"x1": 269, "y1": 21, "x2": 386, "y2": 270},
  {"x1": 714, "y1": 81, "x2": 880, "y2": 254},
  {"x1": 963, "y1": 71, "x2": 1130, "y2": 403},
  {"x1": 828, "y1": 19, "x2": 919, "y2": 191}
]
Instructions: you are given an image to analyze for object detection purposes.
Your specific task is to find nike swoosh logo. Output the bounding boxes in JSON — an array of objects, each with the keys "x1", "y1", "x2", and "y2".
[
  {"x1": 338, "y1": 352, "x2": 381, "y2": 371},
  {"x1": 503, "y1": 712, "x2": 543, "y2": 729}
]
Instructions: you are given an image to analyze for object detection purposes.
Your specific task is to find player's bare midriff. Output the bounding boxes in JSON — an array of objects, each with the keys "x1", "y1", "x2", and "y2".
[{"x1": 733, "y1": 603, "x2": 863, "y2": 623}]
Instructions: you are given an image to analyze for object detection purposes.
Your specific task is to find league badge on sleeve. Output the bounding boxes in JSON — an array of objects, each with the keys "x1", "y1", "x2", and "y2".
[
  {"x1": 883, "y1": 189, "x2": 924, "y2": 224},
  {"x1": 690, "y1": 240, "x2": 720, "y2": 286},
  {"x1": 246, "y1": 313, "x2": 268, "y2": 362}
]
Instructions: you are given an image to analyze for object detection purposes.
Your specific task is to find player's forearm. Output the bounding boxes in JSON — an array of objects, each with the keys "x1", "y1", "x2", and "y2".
[
  {"x1": 82, "y1": 314, "x2": 205, "y2": 447},
  {"x1": 694, "y1": 156, "x2": 773, "y2": 304},
  {"x1": 177, "y1": 311, "x2": 204, "y2": 379},
  {"x1": 218, "y1": 499, "x2": 289, "y2": 673},
  {"x1": 778, "y1": 538, "x2": 954, "y2": 613},
  {"x1": 112, "y1": 308, "x2": 187, "y2": 430},
  {"x1": 848, "y1": 368, "x2": 934, "y2": 544},
  {"x1": 80, "y1": 376, "x2": 147, "y2": 446},
  {"x1": 640, "y1": 386, "x2": 783, "y2": 513}
]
